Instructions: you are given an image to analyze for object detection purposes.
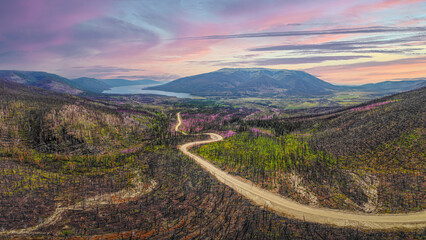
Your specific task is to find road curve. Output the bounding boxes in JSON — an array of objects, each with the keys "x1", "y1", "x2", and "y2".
[{"x1": 176, "y1": 114, "x2": 426, "y2": 230}]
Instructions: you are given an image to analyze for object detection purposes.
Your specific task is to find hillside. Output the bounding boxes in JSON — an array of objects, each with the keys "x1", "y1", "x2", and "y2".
[
  {"x1": 148, "y1": 68, "x2": 425, "y2": 97},
  {"x1": 0, "y1": 78, "x2": 152, "y2": 156},
  {"x1": 195, "y1": 87, "x2": 425, "y2": 214},
  {"x1": 0, "y1": 70, "x2": 83, "y2": 95},
  {"x1": 351, "y1": 78, "x2": 426, "y2": 93},
  {"x1": 0, "y1": 79, "x2": 160, "y2": 236}
]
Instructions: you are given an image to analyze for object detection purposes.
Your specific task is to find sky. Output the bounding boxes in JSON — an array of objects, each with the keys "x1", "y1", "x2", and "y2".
[{"x1": 0, "y1": 0, "x2": 425, "y2": 85}]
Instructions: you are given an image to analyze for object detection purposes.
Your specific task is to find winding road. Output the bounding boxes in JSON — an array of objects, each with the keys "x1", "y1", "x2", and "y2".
[{"x1": 176, "y1": 113, "x2": 426, "y2": 230}]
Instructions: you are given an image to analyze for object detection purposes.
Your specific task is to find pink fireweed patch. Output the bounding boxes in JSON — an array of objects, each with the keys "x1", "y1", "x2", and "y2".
[
  {"x1": 250, "y1": 128, "x2": 273, "y2": 136},
  {"x1": 245, "y1": 110, "x2": 280, "y2": 120},
  {"x1": 224, "y1": 130, "x2": 236, "y2": 138},
  {"x1": 120, "y1": 146, "x2": 141, "y2": 154},
  {"x1": 223, "y1": 113, "x2": 236, "y2": 121},
  {"x1": 210, "y1": 130, "x2": 237, "y2": 138},
  {"x1": 244, "y1": 110, "x2": 262, "y2": 120},
  {"x1": 351, "y1": 101, "x2": 391, "y2": 112},
  {"x1": 178, "y1": 113, "x2": 228, "y2": 132}
]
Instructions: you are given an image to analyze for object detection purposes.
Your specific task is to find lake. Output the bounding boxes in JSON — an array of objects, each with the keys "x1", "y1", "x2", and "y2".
[{"x1": 103, "y1": 84, "x2": 193, "y2": 98}]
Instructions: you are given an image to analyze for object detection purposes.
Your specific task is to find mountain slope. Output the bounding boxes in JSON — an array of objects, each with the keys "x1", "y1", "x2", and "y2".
[
  {"x1": 102, "y1": 79, "x2": 159, "y2": 87},
  {"x1": 308, "y1": 87, "x2": 425, "y2": 157},
  {"x1": 72, "y1": 77, "x2": 112, "y2": 93},
  {"x1": 71, "y1": 78, "x2": 162, "y2": 93},
  {"x1": 352, "y1": 79, "x2": 426, "y2": 93},
  {"x1": 0, "y1": 70, "x2": 83, "y2": 95},
  {"x1": 148, "y1": 68, "x2": 426, "y2": 97},
  {"x1": 0, "y1": 70, "x2": 162, "y2": 94},
  {"x1": 148, "y1": 68, "x2": 339, "y2": 97}
]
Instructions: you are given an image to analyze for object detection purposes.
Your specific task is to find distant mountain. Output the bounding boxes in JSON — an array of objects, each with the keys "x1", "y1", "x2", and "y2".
[
  {"x1": 72, "y1": 77, "x2": 112, "y2": 93},
  {"x1": 148, "y1": 68, "x2": 340, "y2": 97},
  {"x1": 0, "y1": 70, "x2": 83, "y2": 95},
  {"x1": 71, "y1": 78, "x2": 161, "y2": 93},
  {"x1": 102, "y1": 79, "x2": 160, "y2": 87},
  {"x1": 2, "y1": 69, "x2": 424, "y2": 97},
  {"x1": 0, "y1": 70, "x2": 163, "y2": 94},
  {"x1": 148, "y1": 68, "x2": 425, "y2": 97},
  {"x1": 351, "y1": 78, "x2": 426, "y2": 93}
]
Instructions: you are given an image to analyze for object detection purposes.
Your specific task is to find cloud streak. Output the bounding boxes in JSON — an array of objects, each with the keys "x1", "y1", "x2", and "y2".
[
  {"x1": 217, "y1": 55, "x2": 372, "y2": 66},
  {"x1": 0, "y1": 0, "x2": 424, "y2": 83},
  {"x1": 73, "y1": 66, "x2": 142, "y2": 74},
  {"x1": 116, "y1": 74, "x2": 180, "y2": 81},
  {"x1": 185, "y1": 26, "x2": 426, "y2": 40},
  {"x1": 249, "y1": 34, "x2": 426, "y2": 52},
  {"x1": 305, "y1": 57, "x2": 426, "y2": 84},
  {"x1": 307, "y1": 56, "x2": 426, "y2": 70}
]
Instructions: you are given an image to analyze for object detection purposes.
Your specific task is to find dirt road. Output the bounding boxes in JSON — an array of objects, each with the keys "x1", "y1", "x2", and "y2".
[{"x1": 177, "y1": 114, "x2": 426, "y2": 230}]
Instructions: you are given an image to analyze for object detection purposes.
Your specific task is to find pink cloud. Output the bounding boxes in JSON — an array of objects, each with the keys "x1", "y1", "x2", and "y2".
[
  {"x1": 344, "y1": 0, "x2": 423, "y2": 18},
  {"x1": 0, "y1": 0, "x2": 423, "y2": 83},
  {"x1": 305, "y1": 57, "x2": 426, "y2": 84},
  {"x1": 0, "y1": 0, "x2": 112, "y2": 52}
]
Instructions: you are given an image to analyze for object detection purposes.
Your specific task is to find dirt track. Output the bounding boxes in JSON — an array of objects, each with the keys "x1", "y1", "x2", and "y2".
[
  {"x1": 175, "y1": 112, "x2": 188, "y2": 135},
  {"x1": 2, "y1": 172, "x2": 157, "y2": 236},
  {"x1": 176, "y1": 113, "x2": 426, "y2": 230}
]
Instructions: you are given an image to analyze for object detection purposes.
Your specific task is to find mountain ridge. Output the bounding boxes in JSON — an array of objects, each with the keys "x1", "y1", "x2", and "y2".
[
  {"x1": 147, "y1": 68, "x2": 424, "y2": 97},
  {"x1": 72, "y1": 77, "x2": 161, "y2": 93},
  {"x1": 0, "y1": 69, "x2": 424, "y2": 97},
  {"x1": 0, "y1": 70, "x2": 161, "y2": 94},
  {"x1": 147, "y1": 68, "x2": 340, "y2": 97},
  {"x1": 0, "y1": 70, "x2": 84, "y2": 95}
]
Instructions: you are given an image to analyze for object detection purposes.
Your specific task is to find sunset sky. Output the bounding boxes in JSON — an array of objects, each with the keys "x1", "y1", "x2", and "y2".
[{"x1": 0, "y1": 0, "x2": 425, "y2": 84}]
